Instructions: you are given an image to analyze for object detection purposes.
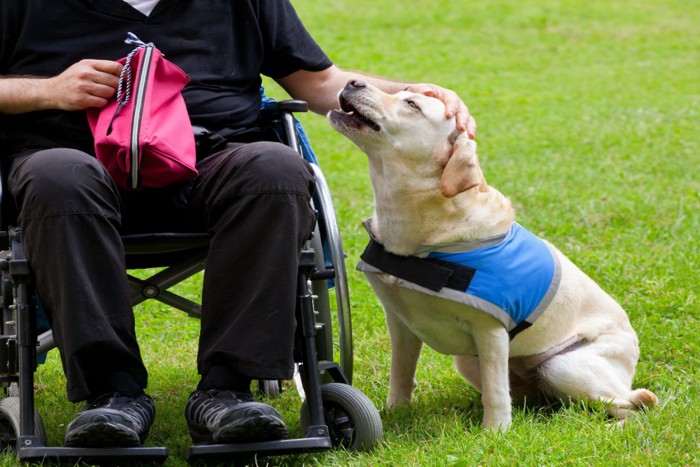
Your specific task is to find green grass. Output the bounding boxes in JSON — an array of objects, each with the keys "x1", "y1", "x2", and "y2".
[{"x1": 3, "y1": 0, "x2": 699, "y2": 465}]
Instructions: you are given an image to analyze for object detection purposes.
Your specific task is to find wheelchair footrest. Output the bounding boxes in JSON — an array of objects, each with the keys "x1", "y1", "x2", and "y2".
[
  {"x1": 186, "y1": 436, "x2": 332, "y2": 461},
  {"x1": 17, "y1": 445, "x2": 169, "y2": 465}
]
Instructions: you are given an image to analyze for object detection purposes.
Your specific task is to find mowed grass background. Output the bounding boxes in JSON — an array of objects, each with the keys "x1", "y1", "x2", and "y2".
[{"x1": 2, "y1": 0, "x2": 698, "y2": 465}]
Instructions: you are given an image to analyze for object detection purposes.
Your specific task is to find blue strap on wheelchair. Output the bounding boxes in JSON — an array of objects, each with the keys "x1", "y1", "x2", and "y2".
[
  {"x1": 36, "y1": 297, "x2": 51, "y2": 364},
  {"x1": 260, "y1": 88, "x2": 319, "y2": 165},
  {"x1": 294, "y1": 120, "x2": 319, "y2": 165}
]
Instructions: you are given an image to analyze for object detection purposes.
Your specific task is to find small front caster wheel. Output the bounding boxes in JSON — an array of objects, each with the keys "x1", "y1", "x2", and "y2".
[{"x1": 300, "y1": 383, "x2": 383, "y2": 452}]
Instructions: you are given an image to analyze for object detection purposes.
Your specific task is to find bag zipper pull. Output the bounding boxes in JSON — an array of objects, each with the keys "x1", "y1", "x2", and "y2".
[
  {"x1": 124, "y1": 32, "x2": 152, "y2": 48},
  {"x1": 106, "y1": 33, "x2": 155, "y2": 134}
]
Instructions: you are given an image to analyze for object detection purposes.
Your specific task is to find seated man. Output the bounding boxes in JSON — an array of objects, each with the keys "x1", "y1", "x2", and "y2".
[{"x1": 0, "y1": 0, "x2": 474, "y2": 447}]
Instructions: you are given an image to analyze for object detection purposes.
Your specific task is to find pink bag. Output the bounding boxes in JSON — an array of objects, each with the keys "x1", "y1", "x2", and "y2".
[{"x1": 87, "y1": 33, "x2": 197, "y2": 190}]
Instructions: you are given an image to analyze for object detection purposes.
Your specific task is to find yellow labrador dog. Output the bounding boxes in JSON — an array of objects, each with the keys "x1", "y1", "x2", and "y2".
[{"x1": 328, "y1": 80, "x2": 657, "y2": 430}]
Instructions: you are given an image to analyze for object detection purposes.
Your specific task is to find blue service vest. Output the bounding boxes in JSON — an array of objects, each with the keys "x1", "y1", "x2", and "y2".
[{"x1": 357, "y1": 222, "x2": 561, "y2": 338}]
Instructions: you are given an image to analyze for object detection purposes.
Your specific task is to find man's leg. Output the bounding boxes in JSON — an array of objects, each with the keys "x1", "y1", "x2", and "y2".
[
  {"x1": 184, "y1": 141, "x2": 316, "y2": 444},
  {"x1": 8, "y1": 149, "x2": 154, "y2": 447}
]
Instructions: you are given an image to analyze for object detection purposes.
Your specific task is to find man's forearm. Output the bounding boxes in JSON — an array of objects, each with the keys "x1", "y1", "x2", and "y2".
[
  {"x1": 1, "y1": 60, "x2": 123, "y2": 115},
  {"x1": 277, "y1": 65, "x2": 409, "y2": 115},
  {"x1": 0, "y1": 76, "x2": 54, "y2": 114},
  {"x1": 336, "y1": 70, "x2": 407, "y2": 95}
]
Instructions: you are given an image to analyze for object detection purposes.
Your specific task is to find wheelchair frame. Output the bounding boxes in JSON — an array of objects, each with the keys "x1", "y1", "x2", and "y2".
[{"x1": 0, "y1": 101, "x2": 381, "y2": 464}]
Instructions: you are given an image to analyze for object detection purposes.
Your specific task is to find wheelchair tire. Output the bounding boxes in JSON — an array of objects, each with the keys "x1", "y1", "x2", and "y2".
[
  {"x1": 257, "y1": 379, "x2": 282, "y2": 398},
  {"x1": 300, "y1": 383, "x2": 383, "y2": 452},
  {"x1": 308, "y1": 226, "x2": 335, "y2": 363},
  {"x1": 0, "y1": 273, "x2": 14, "y2": 335},
  {"x1": 0, "y1": 397, "x2": 47, "y2": 453},
  {"x1": 309, "y1": 164, "x2": 353, "y2": 383}
]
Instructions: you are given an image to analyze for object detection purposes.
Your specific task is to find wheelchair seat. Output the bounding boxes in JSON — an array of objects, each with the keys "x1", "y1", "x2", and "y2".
[{"x1": 122, "y1": 232, "x2": 209, "y2": 256}]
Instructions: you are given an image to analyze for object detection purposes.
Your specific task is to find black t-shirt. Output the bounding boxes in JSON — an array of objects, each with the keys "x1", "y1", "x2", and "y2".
[{"x1": 0, "y1": 0, "x2": 333, "y2": 154}]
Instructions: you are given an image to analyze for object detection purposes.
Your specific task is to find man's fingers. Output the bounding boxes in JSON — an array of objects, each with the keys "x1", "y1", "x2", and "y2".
[
  {"x1": 89, "y1": 82, "x2": 120, "y2": 100},
  {"x1": 80, "y1": 60, "x2": 122, "y2": 90},
  {"x1": 45, "y1": 60, "x2": 124, "y2": 111},
  {"x1": 442, "y1": 93, "x2": 473, "y2": 136},
  {"x1": 465, "y1": 115, "x2": 477, "y2": 139},
  {"x1": 407, "y1": 83, "x2": 476, "y2": 138},
  {"x1": 89, "y1": 59, "x2": 124, "y2": 77}
]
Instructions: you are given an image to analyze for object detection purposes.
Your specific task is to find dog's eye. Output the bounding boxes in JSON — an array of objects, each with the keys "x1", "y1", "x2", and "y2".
[{"x1": 405, "y1": 99, "x2": 421, "y2": 111}]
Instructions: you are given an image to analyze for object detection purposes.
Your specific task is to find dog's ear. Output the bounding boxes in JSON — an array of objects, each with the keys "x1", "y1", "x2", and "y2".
[{"x1": 438, "y1": 131, "x2": 485, "y2": 198}]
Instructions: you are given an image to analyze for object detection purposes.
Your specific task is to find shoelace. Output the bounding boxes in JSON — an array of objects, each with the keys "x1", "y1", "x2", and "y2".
[{"x1": 86, "y1": 393, "x2": 154, "y2": 427}]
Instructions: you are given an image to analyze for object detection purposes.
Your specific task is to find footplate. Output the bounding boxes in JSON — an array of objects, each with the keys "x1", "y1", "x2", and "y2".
[
  {"x1": 186, "y1": 435, "x2": 332, "y2": 462},
  {"x1": 17, "y1": 446, "x2": 169, "y2": 465}
]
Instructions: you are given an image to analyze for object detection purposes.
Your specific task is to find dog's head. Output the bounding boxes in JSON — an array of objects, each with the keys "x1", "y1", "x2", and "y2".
[{"x1": 328, "y1": 80, "x2": 484, "y2": 197}]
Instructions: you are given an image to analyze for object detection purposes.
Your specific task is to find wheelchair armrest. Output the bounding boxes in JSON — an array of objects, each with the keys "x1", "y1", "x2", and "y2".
[
  {"x1": 263, "y1": 100, "x2": 308, "y2": 113},
  {"x1": 259, "y1": 99, "x2": 310, "y2": 158}
]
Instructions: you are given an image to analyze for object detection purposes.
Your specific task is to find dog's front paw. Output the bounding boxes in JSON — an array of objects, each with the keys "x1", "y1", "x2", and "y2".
[
  {"x1": 386, "y1": 393, "x2": 412, "y2": 410},
  {"x1": 481, "y1": 409, "x2": 512, "y2": 431},
  {"x1": 386, "y1": 377, "x2": 417, "y2": 409}
]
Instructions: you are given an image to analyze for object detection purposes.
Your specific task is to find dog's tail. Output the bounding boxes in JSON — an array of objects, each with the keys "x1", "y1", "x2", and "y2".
[
  {"x1": 606, "y1": 388, "x2": 658, "y2": 420},
  {"x1": 630, "y1": 388, "x2": 659, "y2": 408}
]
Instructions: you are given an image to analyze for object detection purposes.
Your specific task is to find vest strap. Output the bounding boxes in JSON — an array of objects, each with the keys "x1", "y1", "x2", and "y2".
[{"x1": 360, "y1": 239, "x2": 476, "y2": 292}]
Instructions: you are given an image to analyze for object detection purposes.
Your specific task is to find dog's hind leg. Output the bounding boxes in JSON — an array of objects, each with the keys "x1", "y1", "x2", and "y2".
[
  {"x1": 384, "y1": 308, "x2": 423, "y2": 408},
  {"x1": 537, "y1": 332, "x2": 658, "y2": 420}
]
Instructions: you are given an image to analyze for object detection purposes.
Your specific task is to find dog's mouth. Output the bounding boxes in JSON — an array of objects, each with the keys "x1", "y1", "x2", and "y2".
[{"x1": 334, "y1": 94, "x2": 382, "y2": 132}]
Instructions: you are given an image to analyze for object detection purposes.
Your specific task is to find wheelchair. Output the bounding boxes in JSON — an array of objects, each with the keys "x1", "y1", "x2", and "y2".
[{"x1": 0, "y1": 99, "x2": 383, "y2": 464}]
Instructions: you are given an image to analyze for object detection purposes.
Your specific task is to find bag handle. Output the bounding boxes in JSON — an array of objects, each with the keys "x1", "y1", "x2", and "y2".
[{"x1": 107, "y1": 33, "x2": 154, "y2": 134}]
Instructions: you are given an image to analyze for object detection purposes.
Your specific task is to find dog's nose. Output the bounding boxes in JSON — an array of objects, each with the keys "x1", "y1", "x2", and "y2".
[{"x1": 347, "y1": 79, "x2": 367, "y2": 89}]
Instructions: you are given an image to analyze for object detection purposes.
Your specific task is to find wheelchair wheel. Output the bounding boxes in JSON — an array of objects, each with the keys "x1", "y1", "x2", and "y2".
[
  {"x1": 0, "y1": 397, "x2": 47, "y2": 453},
  {"x1": 300, "y1": 383, "x2": 382, "y2": 452},
  {"x1": 309, "y1": 164, "x2": 353, "y2": 383}
]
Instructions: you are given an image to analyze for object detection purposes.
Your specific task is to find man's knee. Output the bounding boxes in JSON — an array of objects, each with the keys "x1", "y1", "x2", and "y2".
[
  {"x1": 239, "y1": 141, "x2": 315, "y2": 193},
  {"x1": 9, "y1": 149, "x2": 120, "y2": 219},
  {"x1": 202, "y1": 141, "x2": 316, "y2": 198}
]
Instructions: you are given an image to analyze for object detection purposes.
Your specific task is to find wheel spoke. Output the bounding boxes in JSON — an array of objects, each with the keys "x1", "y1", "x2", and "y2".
[
  {"x1": 325, "y1": 405, "x2": 355, "y2": 448},
  {"x1": 0, "y1": 419, "x2": 17, "y2": 452}
]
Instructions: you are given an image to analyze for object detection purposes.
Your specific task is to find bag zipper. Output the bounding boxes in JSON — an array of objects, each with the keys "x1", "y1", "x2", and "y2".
[{"x1": 129, "y1": 45, "x2": 154, "y2": 189}]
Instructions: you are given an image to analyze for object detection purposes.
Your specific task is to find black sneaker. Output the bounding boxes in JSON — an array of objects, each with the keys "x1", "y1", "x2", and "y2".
[
  {"x1": 185, "y1": 389, "x2": 288, "y2": 444},
  {"x1": 64, "y1": 393, "x2": 155, "y2": 448}
]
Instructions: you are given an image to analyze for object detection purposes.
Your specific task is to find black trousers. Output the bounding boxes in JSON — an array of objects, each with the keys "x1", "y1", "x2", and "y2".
[{"x1": 7, "y1": 142, "x2": 316, "y2": 402}]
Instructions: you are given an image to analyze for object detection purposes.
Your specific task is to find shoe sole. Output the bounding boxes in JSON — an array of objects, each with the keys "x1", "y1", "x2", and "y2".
[
  {"x1": 64, "y1": 421, "x2": 142, "y2": 448},
  {"x1": 214, "y1": 413, "x2": 289, "y2": 444}
]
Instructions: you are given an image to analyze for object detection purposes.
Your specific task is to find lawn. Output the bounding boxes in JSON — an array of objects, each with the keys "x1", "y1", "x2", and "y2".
[{"x1": 2, "y1": 0, "x2": 698, "y2": 465}]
